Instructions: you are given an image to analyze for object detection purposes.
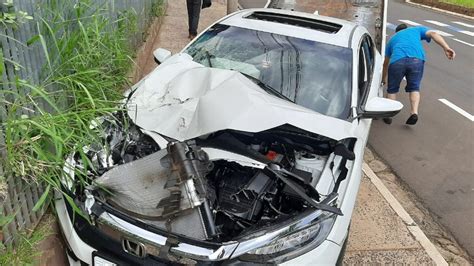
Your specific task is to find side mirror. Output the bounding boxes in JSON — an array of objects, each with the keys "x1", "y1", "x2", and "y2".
[
  {"x1": 360, "y1": 97, "x2": 403, "y2": 119},
  {"x1": 153, "y1": 48, "x2": 172, "y2": 63}
]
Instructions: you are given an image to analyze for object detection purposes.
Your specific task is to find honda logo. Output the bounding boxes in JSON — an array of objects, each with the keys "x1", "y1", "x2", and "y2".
[{"x1": 122, "y1": 238, "x2": 147, "y2": 258}]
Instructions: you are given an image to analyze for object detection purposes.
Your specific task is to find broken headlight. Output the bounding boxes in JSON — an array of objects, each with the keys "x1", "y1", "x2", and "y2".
[{"x1": 242, "y1": 213, "x2": 336, "y2": 262}]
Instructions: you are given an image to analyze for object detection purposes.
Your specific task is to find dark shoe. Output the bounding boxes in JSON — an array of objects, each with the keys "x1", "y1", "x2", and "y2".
[
  {"x1": 188, "y1": 34, "x2": 196, "y2": 40},
  {"x1": 383, "y1": 117, "x2": 392, "y2": 124},
  {"x1": 406, "y1": 114, "x2": 418, "y2": 125}
]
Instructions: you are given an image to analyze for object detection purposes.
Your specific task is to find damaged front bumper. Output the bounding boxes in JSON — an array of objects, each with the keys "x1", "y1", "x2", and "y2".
[{"x1": 56, "y1": 191, "x2": 341, "y2": 265}]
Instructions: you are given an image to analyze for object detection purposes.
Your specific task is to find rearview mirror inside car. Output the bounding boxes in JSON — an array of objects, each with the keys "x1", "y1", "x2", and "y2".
[
  {"x1": 153, "y1": 48, "x2": 172, "y2": 63},
  {"x1": 360, "y1": 97, "x2": 403, "y2": 119}
]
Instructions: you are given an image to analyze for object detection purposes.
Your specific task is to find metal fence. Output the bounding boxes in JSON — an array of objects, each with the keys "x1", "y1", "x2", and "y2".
[{"x1": 0, "y1": 0, "x2": 156, "y2": 247}]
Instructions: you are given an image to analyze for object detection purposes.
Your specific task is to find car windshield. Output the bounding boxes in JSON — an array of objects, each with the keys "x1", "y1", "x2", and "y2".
[{"x1": 184, "y1": 24, "x2": 353, "y2": 119}]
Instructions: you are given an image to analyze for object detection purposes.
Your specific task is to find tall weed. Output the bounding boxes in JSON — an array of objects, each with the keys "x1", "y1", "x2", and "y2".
[{"x1": 1, "y1": 0, "x2": 149, "y2": 212}]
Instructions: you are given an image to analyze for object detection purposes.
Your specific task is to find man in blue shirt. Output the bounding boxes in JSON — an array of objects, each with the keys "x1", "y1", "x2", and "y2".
[{"x1": 382, "y1": 24, "x2": 455, "y2": 125}]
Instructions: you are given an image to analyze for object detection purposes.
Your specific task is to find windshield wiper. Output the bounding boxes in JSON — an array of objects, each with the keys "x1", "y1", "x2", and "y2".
[
  {"x1": 204, "y1": 50, "x2": 213, "y2": 68},
  {"x1": 239, "y1": 72, "x2": 292, "y2": 102}
]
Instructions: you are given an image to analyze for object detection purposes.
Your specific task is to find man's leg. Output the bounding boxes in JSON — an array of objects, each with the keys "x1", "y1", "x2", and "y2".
[
  {"x1": 188, "y1": 0, "x2": 201, "y2": 38},
  {"x1": 386, "y1": 93, "x2": 397, "y2": 100},
  {"x1": 409, "y1": 91, "x2": 420, "y2": 115},
  {"x1": 384, "y1": 60, "x2": 405, "y2": 124},
  {"x1": 186, "y1": 0, "x2": 193, "y2": 35},
  {"x1": 404, "y1": 58, "x2": 424, "y2": 125}
]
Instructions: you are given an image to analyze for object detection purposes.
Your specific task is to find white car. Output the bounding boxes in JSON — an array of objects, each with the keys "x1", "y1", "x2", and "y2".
[{"x1": 56, "y1": 8, "x2": 401, "y2": 265}]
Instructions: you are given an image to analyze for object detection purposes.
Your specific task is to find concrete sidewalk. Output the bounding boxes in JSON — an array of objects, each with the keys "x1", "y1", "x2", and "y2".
[{"x1": 132, "y1": 1, "x2": 449, "y2": 264}]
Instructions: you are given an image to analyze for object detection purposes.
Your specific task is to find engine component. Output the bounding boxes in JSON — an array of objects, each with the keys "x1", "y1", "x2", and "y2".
[
  {"x1": 155, "y1": 141, "x2": 217, "y2": 238},
  {"x1": 218, "y1": 171, "x2": 274, "y2": 221},
  {"x1": 267, "y1": 165, "x2": 342, "y2": 215},
  {"x1": 158, "y1": 141, "x2": 212, "y2": 217},
  {"x1": 94, "y1": 141, "x2": 217, "y2": 239},
  {"x1": 84, "y1": 112, "x2": 160, "y2": 175},
  {"x1": 85, "y1": 123, "x2": 338, "y2": 242},
  {"x1": 294, "y1": 151, "x2": 327, "y2": 184}
]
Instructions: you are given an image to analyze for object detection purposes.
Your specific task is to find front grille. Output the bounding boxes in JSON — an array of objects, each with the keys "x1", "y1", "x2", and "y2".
[{"x1": 96, "y1": 216, "x2": 198, "y2": 264}]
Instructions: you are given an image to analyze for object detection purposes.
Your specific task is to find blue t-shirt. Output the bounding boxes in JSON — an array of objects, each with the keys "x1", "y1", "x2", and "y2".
[{"x1": 385, "y1": 26, "x2": 432, "y2": 64}]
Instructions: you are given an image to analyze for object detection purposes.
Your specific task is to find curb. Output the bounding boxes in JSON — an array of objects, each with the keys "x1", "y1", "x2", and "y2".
[
  {"x1": 362, "y1": 163, "x2": 448, "y2": 266},
  {"x1": 405, "y1": 0, "x2": 474, "y2": 20},
  {"x1": 132, "y1": 0, "x2": 169, "y2": 82}
]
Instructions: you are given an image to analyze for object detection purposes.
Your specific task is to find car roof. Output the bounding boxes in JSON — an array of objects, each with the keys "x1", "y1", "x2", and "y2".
[{"x1": 219, "y1": 8, "x2": 358, "y2": 48}]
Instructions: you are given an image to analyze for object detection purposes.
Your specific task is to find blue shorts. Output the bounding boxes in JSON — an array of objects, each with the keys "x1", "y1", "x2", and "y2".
[{"x1": 387, "y1": 57, "x2": 425, "y2": 94}]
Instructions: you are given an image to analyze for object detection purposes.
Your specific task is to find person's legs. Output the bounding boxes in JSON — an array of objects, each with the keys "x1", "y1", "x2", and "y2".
[
  {"x1": 187, "y1": 0, "x2": 201, "y2": 38},
  {"x1": 404, "y1": 58, "x2": 424, "y2": 125},
  {"x1": 387, "y1": 93, "x2": 397, "y2": 100},
  {"x1": 409, "y1": 91, "x2": 420, "y2": 115},
  {"x1": 186, "y1": 0, "x2": 193, "y2": 35},
  {"x1": 384, "y1": 59, "x2": 406, "y2": 124}
]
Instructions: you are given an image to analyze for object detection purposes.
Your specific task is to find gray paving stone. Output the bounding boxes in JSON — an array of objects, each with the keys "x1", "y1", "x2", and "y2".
[
  {"x1": 364, "y1": 147, "x2": 375, "y2": 162},
  {"x1": 368, "y1": 159, "x2": 389, "y2": 173}
]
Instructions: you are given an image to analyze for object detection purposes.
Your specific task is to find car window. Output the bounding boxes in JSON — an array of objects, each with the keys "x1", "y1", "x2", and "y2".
[
  {"x1": 184, "y1": 24, "x2": 353, "y2": 120},
  {"x1": 363, "y1": 36, "x2": 374, "y2": 76},
  {"x1": 358, "y1": 35, "x2": 374, "y2": 105}
]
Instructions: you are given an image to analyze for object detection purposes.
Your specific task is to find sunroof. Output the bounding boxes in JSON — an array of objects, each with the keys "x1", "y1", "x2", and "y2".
[{"x1": 245, "y1": 11, "x2": 342, "y2": 34}]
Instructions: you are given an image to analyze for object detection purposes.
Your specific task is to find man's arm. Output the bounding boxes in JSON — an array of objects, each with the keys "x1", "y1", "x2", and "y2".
[
  {"x1": 426, "y1": 30, "x2": 456, "y2": 60},
  {"x1": 382, "y1": 56, "x2": 390, "y2": 84}
]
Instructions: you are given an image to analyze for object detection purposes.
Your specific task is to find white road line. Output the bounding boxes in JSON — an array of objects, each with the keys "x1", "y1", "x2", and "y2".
[
  {"x1": 459, "y1": 30, "x2": 474, "y2": 37},
  {"x1": 453, "y1": 21, "x2": 474, "y2": 28},
  {"x1": 425, "y1": 20, "x2": 449, "y2": 27},
  {"x1": 452, "y1": 38, "x2": 474, "y2": 47},
  {"x1": 430, "y1": 30, "x2": 453, "y2": 37},
  {"x1": 439, "y1": 99, "x2": 474, "y2": 122},
  {"x1": 363, "y1": 163, "x2": 448, "y2": 266},
  {"x1": 399, "y1": 19, "x2": 421, "y2": 26}
]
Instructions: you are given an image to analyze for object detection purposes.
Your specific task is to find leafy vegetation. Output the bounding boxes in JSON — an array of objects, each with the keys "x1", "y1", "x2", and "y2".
[
  {"x1": 0, "y1": 214, "x2": 53, "y2": 264},
  {"x1": 2, "y1": 1, "x2": 131, "y2": 208},
  {"x1": 152, "y1": 0, "x2": 166, "y2": 17},
  {"x1": 440, "y1": 0, "x2": 474, "y2": 8},
  {"x1": 0, "y1": 0, "x2": 161, "y2": 232},
  {"x1": 0, "y1": 0, "x2": 33, "y2": 26}
]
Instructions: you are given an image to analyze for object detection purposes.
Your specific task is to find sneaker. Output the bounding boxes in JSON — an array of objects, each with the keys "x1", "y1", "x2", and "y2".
[
  {"x1": 406, "y1": 114, "x2": 418, "y2": 125},
  {"x1": 383, "y1": 117, "x2": 392, "y2": 124}
]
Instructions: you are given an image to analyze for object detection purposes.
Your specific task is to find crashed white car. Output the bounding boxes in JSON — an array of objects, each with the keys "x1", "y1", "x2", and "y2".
[{"x1": 57, "y1": 8, "x2": 401, "y2": 265}]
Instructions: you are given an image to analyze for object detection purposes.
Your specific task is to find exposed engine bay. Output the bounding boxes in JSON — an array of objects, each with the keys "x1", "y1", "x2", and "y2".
[{"x1": 70, "y1": 112, "x2": 352, "y2": 242}]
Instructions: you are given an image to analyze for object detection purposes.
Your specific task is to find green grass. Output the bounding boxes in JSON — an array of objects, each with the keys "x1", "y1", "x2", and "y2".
[
  {"x1": 440, "y1": 0, "x2": 474, "y2": 8},
  {"x1": 0, "y1": 0, "x2": 163, "y2": 224},
  {"x1": 1, "y1": 1, "x2": 132, "y2": 209},
  {"x1": 152, "y1": 0, "x2": 166, "y2": 17},
  {"x1": 0, "y1": 215, "x2": 53, "y2": 264}
]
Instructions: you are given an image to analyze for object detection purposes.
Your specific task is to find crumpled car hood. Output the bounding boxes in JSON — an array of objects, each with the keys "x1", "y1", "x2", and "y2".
[{"x1": 128, "y1": 53, "x2": 355, "y2": 141}]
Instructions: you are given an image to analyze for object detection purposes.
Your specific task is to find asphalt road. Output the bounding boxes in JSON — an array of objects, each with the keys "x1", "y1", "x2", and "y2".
[{"x1": 369, "y1": 0, "x2": 474, "y2": 257}]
